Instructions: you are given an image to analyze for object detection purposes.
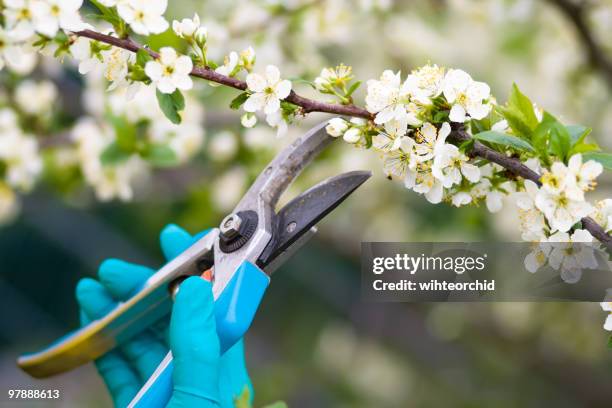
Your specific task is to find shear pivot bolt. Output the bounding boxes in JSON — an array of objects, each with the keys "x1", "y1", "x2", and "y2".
[{"x1": 220, "y1": 213, "x2": 242, "y2": 239}]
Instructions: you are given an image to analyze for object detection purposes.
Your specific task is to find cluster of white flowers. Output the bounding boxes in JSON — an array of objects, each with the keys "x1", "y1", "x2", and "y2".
[
  {"x1": 2, "y1": 0, "x2": 86, "y2": 41},
  {"x1": 70, "y1": 36, "x2": 138, "y2": 94},
  {"x1": 515, "y1": 155, "x2": 602, "y2": 240},
  {"x1": 98, "y1": 0, "x2": 168, "y2": 36},
  {"x1": 71, "y1": 118, "x2": 146, "y2": 201},
  {"x1": 68, "y1": 79, "x2": 205, "y2": 201},
  {"x1": 0, "y1": 107, "x2": 43, "y2": 222}
]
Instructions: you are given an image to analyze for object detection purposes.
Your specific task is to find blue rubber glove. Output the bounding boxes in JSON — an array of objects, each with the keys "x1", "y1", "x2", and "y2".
[{"x1": 75, "y1": 224, "x2": 253, "y2": 408}]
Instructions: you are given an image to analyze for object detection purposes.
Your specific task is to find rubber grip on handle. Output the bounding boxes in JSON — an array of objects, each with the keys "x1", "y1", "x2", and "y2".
[{"x1": 128, "y1": 261, "x2": 269, "y2": 408}]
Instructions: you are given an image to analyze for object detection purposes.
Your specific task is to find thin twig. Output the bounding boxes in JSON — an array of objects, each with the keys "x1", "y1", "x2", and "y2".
[
  {"x1": 72, "y1": 29, "x2": 612, "y2": 248},
  {"x1": 546, "y1": 0, "x2": 612, "y2": 89}
]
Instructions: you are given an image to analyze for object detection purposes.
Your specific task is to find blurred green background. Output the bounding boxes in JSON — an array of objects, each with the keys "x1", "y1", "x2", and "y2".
[{"x1": 2, "y1": 0, "x2": 612, "y2": 406}]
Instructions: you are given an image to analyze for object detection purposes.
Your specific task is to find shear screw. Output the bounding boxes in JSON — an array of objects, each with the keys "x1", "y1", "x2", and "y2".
[{"x1": 220, "y1": 213, "x2": 243, "y2": 239}]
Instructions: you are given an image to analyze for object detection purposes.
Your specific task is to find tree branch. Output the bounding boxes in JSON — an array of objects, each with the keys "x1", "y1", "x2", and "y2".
[
  {"x1": 546, "y1": 0, "x2": 612, "y2": 89},
  {"x1": 75, "y1": 30, "x2": 374, "y2": 119},
  {"x1": 72, "y1": 29, "x2": 612, "y2": 248}
]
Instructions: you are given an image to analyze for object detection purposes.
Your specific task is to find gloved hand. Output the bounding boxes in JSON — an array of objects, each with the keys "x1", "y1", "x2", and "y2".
[{"x1": 75, "y1": 224, "x2": 253, "y2": 408}]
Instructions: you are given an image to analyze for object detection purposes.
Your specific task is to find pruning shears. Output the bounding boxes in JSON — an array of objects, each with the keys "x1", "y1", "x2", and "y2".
[{"x1": 17, "y1": 121, "x2": 371, "y2": 407}]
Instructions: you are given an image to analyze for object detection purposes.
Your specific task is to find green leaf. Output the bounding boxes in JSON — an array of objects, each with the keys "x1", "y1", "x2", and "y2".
[
  {"x1": 100, "y1": 142, "x2": 131, "y2": 166},
  {"x1": 498, "y1": 106, "x2": 533, "y2": 140},
  {"x1": 136, "y1": 49, "x2": 153, "y2": 67},
  {"x1": 566, "y1": 124, "x2": 599, "y2": 156},
  {"x1": 458, "y1": 138, "x2": 475, "y2": 154},
  {"x1": 89, "y1": 0, "x2": 122, "y2": 28},
  {"x1": 473, "y1": 131, "x2": 535, "y2": 153},
  {"x1": 582, "y1": 152, "x2": 612, "y2": 171},
  {"x1": 345, "y1": 80, "x2": 362, "y2": 97},
  {"x1": 109, "y1": 116, "x2": 137, "y2": 152},
  {"x1": 230, "y1": 92, "x2": 249, "y2": 110},
  {"x1": 142, "y1": 144, "x2": 178, "y2": 167},
  {"x1": 156, "y1": 89, "x2": 184, "y2": 124},
  {"x1": 432, "y1": 110, "x2": 449, "y2": 123},
  {"x1": 549, "y1": 125, "x2": 571, "y2": 162},
  {"x1": 508, "y1": 83, "x2": 538, "y2": 130},
  {"x1": 566, "y1": 125, "x2": 591, "y2": 146}
]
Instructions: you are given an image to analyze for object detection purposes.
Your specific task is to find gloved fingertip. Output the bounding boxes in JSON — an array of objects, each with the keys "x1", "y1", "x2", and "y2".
[
  {"x1": 175, "y1": 276, "x2": 213, "y2": 305},
  {"x1": 75, "y1": 277, "x2": 101, "y2": 303},
  {"x1": 75, "y1": 278, "x2": 116, "y2": 320},
  {"x1": 160, "y1": 224, "x2": 193, "y2": 261},
  {"x1": 99, "y1": 259, "x2": 154, "y2": 300}
]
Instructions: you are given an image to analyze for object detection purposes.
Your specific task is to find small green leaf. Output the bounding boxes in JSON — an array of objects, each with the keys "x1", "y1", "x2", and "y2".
[
  {"x1": 508, "y1": 83, "x2": 538, "y2": 130},
  {"x1": 432, "y1": 110, "x2": 449, "y2": 123},
  {"x1": 566, "y1": 125, "x2": 591, "y2": 146},
  {"x1": 345, "y1": 80, "x2": 362, "y2": 97},
  {"x1": 100, "y1": 142, "x2": 131, "y2": 166},
  {"x1": 109, "y1": 116, "x2": 137, "y2": 152},
  {"x1": 582, "y1": 152, "x2": 612, "y2": 170},
  {"x1": 230, "y1": 92, "x2": 249, "y2": 110},
  {"x1": 136, "y1": 49, "x2": 153, "y2": 67},
  {"x1": 498, "y1": 106, "x2": 533, "y2": 140},
  {"x1": 473, "y1": 131, "x2": 535, "y2": 152},
  {"x1": 549, "y1": 125, "x2": 571, "y2": 162},
  {"x1": 459, "y1": 138, "x2": 475, "y2": 153},
  {"x1": 156, "y1": 89, "x2": 184, "y2": 124},
  {"x1": 142, "y1": 144, "x2": 178, "y2": 167}
]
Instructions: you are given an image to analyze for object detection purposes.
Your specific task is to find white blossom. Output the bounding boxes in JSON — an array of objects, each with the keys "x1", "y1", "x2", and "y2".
[
  {"x1": 514, "y1": 180, "x2": 548, "y2": 241},
  {"x1": 0, "y1": 27, "x2": 35, "y2": 72},
  {"x1": 3, "y1": 0, "x2": 38, "y2": 40},
  {"x1": 265, "y1": 110, "x2": 288, "y2": 138},
  {"x1": 70, "y1": 37, "x2": 102, "y2": 75},
  {"x1": 238, "y1": 47, "x2": 255, "y2": 71},
  {"x1": 405, "y1": 164, "x2": 444, "y2": 204},
  {"x1": 0, "y1": 131, "x2": 43, "y2": 191},
  {"x1": 100, "y1": 46, "x2": 133, "y2": 91},
  {"x1": 432, "y1": 143, "x2": 480, "y2": 188},
  {"x1": 325, "y1": 117, "x2": 349, "y2": 137},
  {"x1": 566, "y1": 154, "x2": 603, "y2": 200},
  {"x1": 118, "y1": 0, "x2": 169, "y2": 36},
  {"x1": 442, "y1": 69, "x2": 491, "y2": 123},
  {"x1": 372, "y1": 117, "x2": 408, "y2": 152},
  {"x1": 403, "y1": 64, "x2": 445, "y2": 105},
  {"x1": 71, "y1": 118, "x2": 147, "y2": 201},
  {"x1": 241, "y1": 113, "x2": 257, "y2": 128},
  {"x1": 30, "y1": 0, "x2": 86, "y2": 38},
  {"x1": 215, "y1": 51, "x2": 238, "y2": 77},
  {"x1": 343, "y1": 127, "x2": 362, "y2": 144},
  {"x1": 244, "y1": 65, "x2": 292, "y2": 115},
  {"x1": 145, "y1": 47, "x2": 193, "y2": 94},
  {"x1": 15, "y1": 79, "x2": 58, "y2": 116},
  {"x1": 536, "y1": 161, "x2": 594, "y2": 232},
  {"x1": 410, "y1": 122, "x2": 449, "y2": 165},
  {"x1": 314, "y1": 64, "x2": 353, "y2": 92},
  {"x1": 590, "y1": 199, "x2": 612, "y2": 233},
  {"x1": 365, "y1": 70, "x2": 411, "y2": 125},
  {"x1": 172, "y1": 13, "x2": 201, "y2": 38}
]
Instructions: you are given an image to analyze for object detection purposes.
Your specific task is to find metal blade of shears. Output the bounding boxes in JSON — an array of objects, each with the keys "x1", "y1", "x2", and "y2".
[{"x1": 258, "y1": 170, "x2": 371, "y2": 272}]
